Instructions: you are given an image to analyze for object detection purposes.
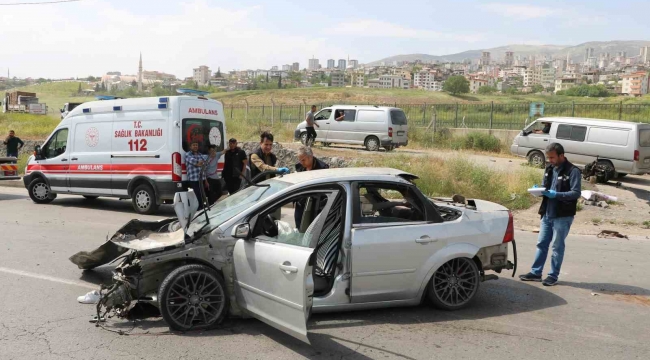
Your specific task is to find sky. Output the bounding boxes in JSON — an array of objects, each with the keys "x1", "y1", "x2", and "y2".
[{"x1": 1, "y1": 0, "x2": 650, "y2": 79}]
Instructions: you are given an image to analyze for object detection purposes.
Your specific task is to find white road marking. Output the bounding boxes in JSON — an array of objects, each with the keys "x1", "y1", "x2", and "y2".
[{"x1": 0, "y1": 267, "x2": 97, "y2": 290}]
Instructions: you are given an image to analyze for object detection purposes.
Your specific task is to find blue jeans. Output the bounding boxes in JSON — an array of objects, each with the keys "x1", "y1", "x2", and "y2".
[{"x1": 531, "y1": 215, "x2": 574, "y2": 280}]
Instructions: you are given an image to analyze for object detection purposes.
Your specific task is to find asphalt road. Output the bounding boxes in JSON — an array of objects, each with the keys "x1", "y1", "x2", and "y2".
[{"x1": 1, "y1": 186, "x2": 649, "y2": 360}]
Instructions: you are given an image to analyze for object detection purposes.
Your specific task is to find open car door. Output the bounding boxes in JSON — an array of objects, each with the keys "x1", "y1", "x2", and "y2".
[{"x1": 232, "y1": 189, "x2": 341, "y2": 343}]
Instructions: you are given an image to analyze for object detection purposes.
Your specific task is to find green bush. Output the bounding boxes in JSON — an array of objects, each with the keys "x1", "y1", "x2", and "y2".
[{"x1": 449, "y1": 132, "x2": 502, "y2": 152}]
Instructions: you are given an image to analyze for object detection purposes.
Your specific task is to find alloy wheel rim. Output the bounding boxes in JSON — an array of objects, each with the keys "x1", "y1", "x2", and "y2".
[
  {"x1": 433, "y1": 258, "x2": 478, "y2": 307},
  {"x1": 166, "y1": 272, "x2": 226, "y2": 328}
]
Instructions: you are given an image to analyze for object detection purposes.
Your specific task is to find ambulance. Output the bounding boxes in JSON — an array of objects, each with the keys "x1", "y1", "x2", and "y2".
[{"x1": 23, "y1": 93, "x2": 226, "y2": 214}]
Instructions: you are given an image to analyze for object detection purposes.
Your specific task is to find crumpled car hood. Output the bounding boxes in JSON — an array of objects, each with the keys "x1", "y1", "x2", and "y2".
[{"x1": 69, "y1": 218, "x2": 182, "y2": 270}]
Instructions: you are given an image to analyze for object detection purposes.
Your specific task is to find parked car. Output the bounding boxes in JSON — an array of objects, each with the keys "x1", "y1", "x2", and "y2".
[
  {"x1": 511, "y1": 117, "x2": 650, "y2": 176},
  {"x1": 70, "y1": 167, "x2": 516, "y2": 343},
  {"x1": 294, "y1": 105, "x2": 408, "y2": 151},
  {"x1": 23, "y1": 95, "x2": 226, "y2": 214}
]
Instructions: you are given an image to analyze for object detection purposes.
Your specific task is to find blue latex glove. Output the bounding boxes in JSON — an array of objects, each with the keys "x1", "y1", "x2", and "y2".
[
  {"x1": 542, "y1": 190, "x2": 557, "y2": 199},
  {"x1": 533, "y1": 184, "x2": 539, "y2": 188},
  {"x1": 278, "y1": 167, "x2": 290, "y2": 174}
]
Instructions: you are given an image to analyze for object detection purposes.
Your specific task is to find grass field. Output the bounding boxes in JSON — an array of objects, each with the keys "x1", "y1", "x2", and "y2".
[
  {"x1": 359, "y1": 155, "x2": 541, "y2": 210},
  {"x1": 212, "y1": 87, "x2": 650, "y2": 106}
]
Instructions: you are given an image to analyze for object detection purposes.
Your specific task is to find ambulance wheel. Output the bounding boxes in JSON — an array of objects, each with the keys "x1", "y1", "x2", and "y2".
[
  {"x1": 28, "y1": 178, "x2": 55, "y2": 204},
  {"x1": 132, "y1": 184, "x2": 159, "y2": 215}
]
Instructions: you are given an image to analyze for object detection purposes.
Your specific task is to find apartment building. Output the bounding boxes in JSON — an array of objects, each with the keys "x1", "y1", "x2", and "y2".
[
  {"x1": 308, "y1": 58, "x2": 320, "y2": 71},
  {"x1": 193, "y1": 65, "x2": 211, "y2": 86},
  {"x1": 621, "y1": 71, "x2": 649, "y2": 96},
  {"x1": 554, "y1": 78, "x2": 580, "y2": 93},
  {"x1": 349, "y1": 59, "x2": 359, "y2": 68},
  {"x1": 412, "y1": 70, "x2": 443, "y2": 91},
  {"x1": 338, "y1": 59, "x2": 347, "y2": 71},
  {"x1": 533, "y1": 64, "x2": 555, "y2": 89},
  {"x1": 468, "y1": 76, "x2": 489, "y2": 93},
  {"x1": 330, "y1": 71, "x2": 346, "y2": 87},
  {"x1": 353, "y1": 73, "x2": 365, "y2": 87},
  {"x1": 368, "y1": 75, "x2": 410, "y2": 89},
  {"x1": 292, "y1": 62, "x2": 300, "y2": 71}
]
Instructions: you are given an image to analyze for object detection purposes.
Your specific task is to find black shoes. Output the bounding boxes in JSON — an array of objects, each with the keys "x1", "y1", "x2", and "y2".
[
  {"x1": 542, "y1": 277, "x2": 558, "y2": 286},
  {"x1": 519, "y1": 272, "x2": 542, "y2": 282}
]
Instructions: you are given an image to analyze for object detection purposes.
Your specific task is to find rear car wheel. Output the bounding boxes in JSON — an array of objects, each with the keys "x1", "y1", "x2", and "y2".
[
  {"x1": 28, "y1": 178, "x2": 55, "y2": 204},
  {"x1": 427, "y1": 257, "x2": 480, "y2": 311},
  {"x1": 159, "y1": 264, "x2": 229, "y2": 331},
  {"x1": 131, "y1": 184, "x2": 159, "y2": 215},
  {"x1": 365, "y1": 136, "x2": 380, "y2": 151},
  {"x1": 300, "y1": 132, "x2": 308, "y2": 145},
  {"x1": 527, "y1": 151, "x2": 545, "y2": 168}
]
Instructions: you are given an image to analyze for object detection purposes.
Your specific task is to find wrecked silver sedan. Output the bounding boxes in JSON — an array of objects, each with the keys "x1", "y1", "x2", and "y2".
[{"x1": 71, "y1": 168, "x2": 516, "y2": 343}]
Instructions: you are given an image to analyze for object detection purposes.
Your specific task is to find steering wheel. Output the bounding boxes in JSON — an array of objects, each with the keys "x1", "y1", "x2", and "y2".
[{"x1": 262, "y1": 214, "x2": 278, "y2": 237}]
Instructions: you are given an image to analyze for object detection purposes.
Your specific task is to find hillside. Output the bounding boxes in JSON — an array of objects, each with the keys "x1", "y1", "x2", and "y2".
[{"x1": 368, "y1": 40, "x2": 650, "y2": 65}]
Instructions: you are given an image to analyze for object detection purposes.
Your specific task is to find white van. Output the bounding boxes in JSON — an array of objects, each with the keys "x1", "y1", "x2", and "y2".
[
  {"x1": 23, "y1": 95, "x2": 226, "y2": 214},
  {"x1": 294, "y1": 105, "x2": 408, "y2": 151},
  {"x1": 511, "y1": 117, "x2": 650, "y2": 176},
  {"x1": 60, "y1": 102, "x2": 82, "y2": 120}
]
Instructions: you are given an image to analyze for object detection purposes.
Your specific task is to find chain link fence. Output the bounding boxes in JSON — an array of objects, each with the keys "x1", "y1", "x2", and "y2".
[{"x1": 222, "y1": 102, "x2": 650, "y2": 129}]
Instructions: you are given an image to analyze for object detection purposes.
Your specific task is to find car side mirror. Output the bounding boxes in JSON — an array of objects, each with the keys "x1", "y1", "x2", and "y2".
[
  {"x1": 60, "y1": 109, "x2": 64, "y2": 113},
  {"x1": 232, "y1": 223, "x2": 251, "y2": 239},
  {"x1": 34, "y1": 145, "x2": 42, "y2": 159}
]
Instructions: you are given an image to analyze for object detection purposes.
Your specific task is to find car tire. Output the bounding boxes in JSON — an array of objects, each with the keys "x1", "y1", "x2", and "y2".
[
  {"x1": 28, "y1": 178, "x2": 55, "y2": 204},
  {"x1": 617, "y1": 173, "x2": 627, "y2": 178},
  {"x1": 527, "y1": 150, "x2": 545, "y2": 168},
  {"x1": 131, "y1": 184, "x2": 159, "y2": 215},
  {"x1": 365, "y1": 136, "x2": 380, "y2": 152},
  {"x1": 300, "y1": 132, "x2": 308, "y2": 145},
  {"x1": 159, "y1": 264, "x2": 229, "y2": 332},
  {"x1": 427, "y1": 257, "x2": 480, "y2": 311},
  {"x1": 83, "y1": 195, "x2": 99, "y2": 200}
]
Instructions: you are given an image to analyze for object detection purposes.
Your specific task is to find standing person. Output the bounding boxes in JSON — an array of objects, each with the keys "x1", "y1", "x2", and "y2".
[
  {"x1": 249, "y1": 131, "x2": 289, "y2": 183},
  {"x1": 222, "y1": 138, "x2": 248, "y2": 195},
  {"x1": 205, "y1": 145, "x2": 223, "y2": 205},
  {"x1": 294, "y1": 146, "x2": 329, "y2": 226},
  {"x1": 3, "y1": 130, "x2": 24, "y2": 162},
  {"x1": 185, "y1": 142, "x2": 207, "y2": 210},
  {"x1": 304, "y1": 105, "x2": 319, "y2": 147},
  {"x1": 519, "y1": 143, "x2": 581, "y2": 286}
]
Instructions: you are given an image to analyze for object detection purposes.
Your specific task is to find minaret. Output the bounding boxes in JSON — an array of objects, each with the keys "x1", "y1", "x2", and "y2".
[{"x1": 138, "y1": 52, "x2": 143, "y2": 93}]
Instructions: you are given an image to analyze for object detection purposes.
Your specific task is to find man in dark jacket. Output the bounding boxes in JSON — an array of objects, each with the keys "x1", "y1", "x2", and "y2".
[
  {"x1": 294, "y1": 145, "x2": 329, "y2": 227},
  {"x1": 520, "y1": 143, "x2": 581, "y2": 286},
  {"x1": 249, "y1": 131, "x2": 289, "y2": 183},
  {"x1": 222, "y1": 138, "x2": 248, "y2": 195}
]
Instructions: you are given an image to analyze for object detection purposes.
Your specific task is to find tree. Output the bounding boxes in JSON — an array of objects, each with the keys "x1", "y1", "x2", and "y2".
[
  {"x1": 216, "y1": 67, "x2": 222, "y2": 78},
  {"x1": 443, "y1": 76, "x2": 470, "y2": 95},
  {"x1": 131, "y1": 80, "x2": 137, "y2": 88},
  {"x1": 94, "y1": 83, "x2": 100, "y2": 92},
  {"x1": 477, "y1": 86, "x2": 497, "y2": 95},
  {"x1": 185, "y1": 79, "x2": 198, "y2": 89},
  {"x1": 77, "y1": 83, "x2": 82, "y2": 94},
  {"x1": 277, "y1": 75, "x2": 282, "y2": 89},
  {"x1": 87, "y1": 76, "x2": 97, "y2": 82},
  {"x1": 532, "y1": 84, "x2": 544, "y2": 93}
]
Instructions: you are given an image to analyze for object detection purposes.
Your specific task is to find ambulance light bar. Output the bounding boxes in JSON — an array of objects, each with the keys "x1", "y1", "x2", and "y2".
[{"x1": 176, "y1": 88, "x2": 210, "y2": 96}]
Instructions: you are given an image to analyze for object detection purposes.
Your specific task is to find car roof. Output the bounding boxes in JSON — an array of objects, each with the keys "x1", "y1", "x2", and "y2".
[
  {"x1": 536, "y1": 117, "x2": 642, "y2": 128},
  {"x1": 328, "y1": 105, "x2": 398, "y2": 111},
  {"x1": 274, "y1": 167, "x2": 418, "y2": 186}
]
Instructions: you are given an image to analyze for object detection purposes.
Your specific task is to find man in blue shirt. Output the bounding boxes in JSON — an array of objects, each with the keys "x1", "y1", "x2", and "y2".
[
  {"x1": 520, "y1": 143, "x2": 581, "y2": 286},
  {"x1": 185, "y1": 142, "x2": 208, "y2": 209}
]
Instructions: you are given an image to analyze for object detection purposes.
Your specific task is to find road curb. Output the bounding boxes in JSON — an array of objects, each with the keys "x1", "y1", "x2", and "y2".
[{"x1": 0, "y1": 179, "x2": 24, "y2": 189}]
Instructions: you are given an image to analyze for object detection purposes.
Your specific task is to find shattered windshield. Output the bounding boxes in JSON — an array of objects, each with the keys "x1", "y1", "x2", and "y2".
[{"x1": 188, "y1": 179, "x2": 291, "y2": 233}]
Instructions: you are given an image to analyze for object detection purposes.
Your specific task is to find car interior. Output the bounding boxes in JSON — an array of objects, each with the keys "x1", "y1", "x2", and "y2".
[
  {"x1": 254, "y1": 191, "x2": 345, "y2": 295},
  {"x1": 358, "y1": 185, "x2": 425, "y2": 223}
]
